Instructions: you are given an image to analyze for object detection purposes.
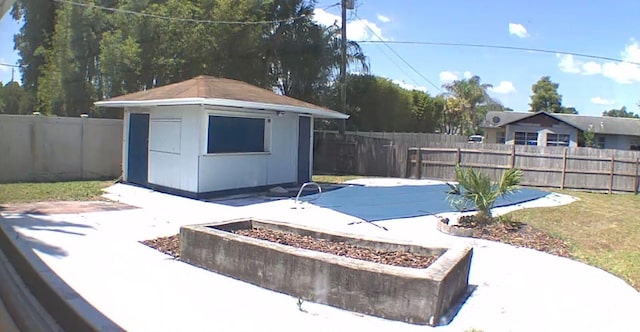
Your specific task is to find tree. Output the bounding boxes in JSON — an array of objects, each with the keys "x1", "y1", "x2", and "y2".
[
  {"x1": 441, "y1": 75, "x2": 494, "y2": 135},
  {"x1": 342, "y1": 74, "x2": 412, "y2": 131},
  {"x1": 602, "y1": 106, "x2": 639, "y2": 118},
  {"x1": 447, "y1": 166, "x2": 523, "y2": 219},
  {"x1": 11, "y1": 0, "x2": 58, "y2": 94},
  {"x1": 529, "y1": 76, "x2": 562, "y2": 113},
  {"x1": 0, "y1": 81, "x2": 26, "y2": 114}
]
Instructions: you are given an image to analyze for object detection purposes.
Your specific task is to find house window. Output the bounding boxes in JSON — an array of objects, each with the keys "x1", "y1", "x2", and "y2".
[
  {"x1": 514, "y1": 132, "x2": 538, "y2": 145},
  {"x1": 207, "y1": 115, "x2": 267, "y2": 153},
  {"x1": 497, "y1": 131, "x2": 506, "y2": 144},
  {"x1": 547, "y1": 133, "x2": 570, "y2": 147},
  {"x1": 596, "y1": 136, "x2": 606, "y2": 149},
  {"x1": 631, "y1": 138, "x2": 640, "y2": 151}
]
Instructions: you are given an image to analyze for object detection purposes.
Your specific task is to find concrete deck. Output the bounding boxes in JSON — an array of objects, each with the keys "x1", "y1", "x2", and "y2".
[{"x1": 1, "y1": 179, "x2": 639, "y2": 331}]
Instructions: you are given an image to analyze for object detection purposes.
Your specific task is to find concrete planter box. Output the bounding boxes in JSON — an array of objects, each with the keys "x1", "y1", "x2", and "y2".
[{"x1": 180, "y1": 219, "x2": 473, "y2": 326}]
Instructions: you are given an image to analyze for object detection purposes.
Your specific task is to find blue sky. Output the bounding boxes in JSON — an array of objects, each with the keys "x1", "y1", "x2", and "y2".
[{"x1": 2, "y1": 0, "x2": 640, "y2": 116}]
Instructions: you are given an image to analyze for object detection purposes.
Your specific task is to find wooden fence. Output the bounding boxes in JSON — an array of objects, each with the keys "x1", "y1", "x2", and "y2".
[
  {"x1": 406, "y1": 143, "x2": 640, "y2": 193},
  {"x1": 313, "y1": 131, "x2": 467, "y2": 177}
]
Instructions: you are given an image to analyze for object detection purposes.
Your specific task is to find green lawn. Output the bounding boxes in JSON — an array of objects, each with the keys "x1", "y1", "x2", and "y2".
[
  {"x1": 510, "y1": 190, "x2": 640, "y2": 291},
  {"x1": 313, "y1": 174, "x2": 369, "y2": 184},
  {"x1": 0, "y1": 180, "x2": 115, "y2": 204}
]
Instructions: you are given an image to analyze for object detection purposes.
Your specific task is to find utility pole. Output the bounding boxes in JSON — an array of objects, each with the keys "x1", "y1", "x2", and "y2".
[{"x1": 339, "y1": 0, "x2": 348, "y2": 135}]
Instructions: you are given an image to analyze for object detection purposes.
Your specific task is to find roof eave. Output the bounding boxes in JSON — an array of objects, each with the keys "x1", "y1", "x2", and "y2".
[{"x1": 94, "y1": 97, "x2": 349, "y2": 120}]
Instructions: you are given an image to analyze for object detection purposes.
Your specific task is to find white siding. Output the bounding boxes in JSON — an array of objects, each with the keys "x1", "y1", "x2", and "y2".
[
  {"x1": 146, "y1": 105, "x2": 200, "y2": 192},
  {"x1": 197, "y1": 108, "x2": 301, "y2": 192}
]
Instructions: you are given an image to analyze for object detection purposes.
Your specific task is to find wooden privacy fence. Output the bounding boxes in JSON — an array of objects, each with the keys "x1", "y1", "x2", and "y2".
[
  {"x1": 313, "y1": 131, "x2": 467, "y2": 177},
  {"x1": 407, "y1": 143, "x2": 640, "y2": 193}
]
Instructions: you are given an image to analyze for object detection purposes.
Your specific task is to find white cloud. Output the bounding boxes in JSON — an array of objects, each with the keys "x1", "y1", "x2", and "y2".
[
  {"x1": 392, "y1": 79, "x2": 428, "y2": 92},
  {"x1": 463, "y1": 71, "x2": 472, "y2": 79},
  {"x1": 376, "y1": 14, "x2": 390, "y2": 23},
  {"x1": 508, "y1": 23, "x2": 529, "y2": 38},
  {"x1": 582, "y1": 61, "x2": 602, "y2": 75},
  {"x1": 439, "y1": 71, "x2": 458, "y2": 82},
  {"x1": 557, "y1": 54, "x2": 601, "y2": 75},
  {"x1": 557, "y1": 40, "x2": 640, "y2": 84},
  {"x1": 313, "y1": 9, "x2": 386, "y2": 41},
  {"x1": 489, "y1": 81, "x2": 516, "y2": 94},
  {"x1": 590, "y1": 97, "x2": 616, "y2": 105}
]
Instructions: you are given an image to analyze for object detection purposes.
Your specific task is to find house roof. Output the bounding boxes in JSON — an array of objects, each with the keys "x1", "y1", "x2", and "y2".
[
  {"x1": 483, "y1": 111, "x2": 640, "y2": 136},
  {"x1": 95, "y1": 75, "x2": 348, "y2": 119}
]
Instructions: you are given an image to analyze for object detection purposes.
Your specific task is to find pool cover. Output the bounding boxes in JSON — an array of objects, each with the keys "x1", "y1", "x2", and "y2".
[{"x1": 309, "y1": 184, "x2": 548, "y2": 222}]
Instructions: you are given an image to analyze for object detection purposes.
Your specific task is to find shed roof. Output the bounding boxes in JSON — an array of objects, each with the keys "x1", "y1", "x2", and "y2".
[
  {"x1": 95, "y1": 75, "x2": 347, "y2": 119},
  {"x1": 483, "y1": 111, "x2": 640, "y2": 136}
]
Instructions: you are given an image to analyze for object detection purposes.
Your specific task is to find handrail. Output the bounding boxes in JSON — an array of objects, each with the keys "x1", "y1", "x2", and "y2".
[{"x1": 293, "y1": 182, "x2": 322, "y2": 208}]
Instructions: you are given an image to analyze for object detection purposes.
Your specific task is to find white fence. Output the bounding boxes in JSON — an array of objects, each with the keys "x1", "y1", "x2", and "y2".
[{"x1": 0, "y1": 115, "x2": 123, "y2": 183}]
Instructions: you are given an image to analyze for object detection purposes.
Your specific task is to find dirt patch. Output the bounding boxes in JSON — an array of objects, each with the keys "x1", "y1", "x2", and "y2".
[
  {"x1": 0, "y1": 201, "x2": 136, "y2": 215},
  {"x1": 142, "y1": 229, "x2": 439, "y2": 269},
  {"x1": 444, "y1": 216, "x2": 571, "y2": 258}
]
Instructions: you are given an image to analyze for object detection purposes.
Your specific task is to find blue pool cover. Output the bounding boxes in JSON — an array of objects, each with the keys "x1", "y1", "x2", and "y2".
[{"x1": 309, "y1": 184, "x2": 548, "y2": 222}]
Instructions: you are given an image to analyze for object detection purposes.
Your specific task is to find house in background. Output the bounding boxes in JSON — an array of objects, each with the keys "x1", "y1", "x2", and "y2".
[
  {"x1": 482, "y1": 111, "x2": 640, "y2": 150},
  {"x1": 95, "y1": 75, "x2": 347, "y2": 197}
]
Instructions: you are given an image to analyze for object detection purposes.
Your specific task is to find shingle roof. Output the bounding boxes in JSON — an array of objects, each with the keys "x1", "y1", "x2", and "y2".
[
  {"x1": 483, "y1": 111, "x2": 640, "y2": 136},
  {"x1": 97, "y1": 75, "x2": 346, "y2": 119}
]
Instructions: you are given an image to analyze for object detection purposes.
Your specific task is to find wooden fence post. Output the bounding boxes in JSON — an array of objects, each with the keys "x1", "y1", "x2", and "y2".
[
  {"x1": 510, "y1": 144, "x2": 516, "y2": 168},
  {"x1": 417, "y1": 147, "x2": 423, "y2": 179},
  {"x1": 560, "y1": 147, "x2": 568, "y2": 189},
  {"x1": 609, "y1": 153, "x2": 615, "y2": 194},
  {"x1": 634, "y1": 158, "x2": 639, "y2": 195},
  {"x1": 456, "y1": 148, "x2": 461, "y2": 166}
]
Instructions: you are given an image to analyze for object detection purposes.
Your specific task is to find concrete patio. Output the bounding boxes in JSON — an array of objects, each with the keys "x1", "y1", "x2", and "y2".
[{"x1": 1, "y1": 179, "x2": 639, "y2": 331}]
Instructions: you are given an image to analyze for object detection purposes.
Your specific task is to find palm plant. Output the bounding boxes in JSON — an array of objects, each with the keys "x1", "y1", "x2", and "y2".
[{"x1": 447, "y1": 166, "x2": 523, "y2": 219}]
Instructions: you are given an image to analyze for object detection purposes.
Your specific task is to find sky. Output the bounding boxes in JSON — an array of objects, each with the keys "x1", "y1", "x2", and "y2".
[{"x1": 1, "y1": 0, "x2": 640, "y2": 116}]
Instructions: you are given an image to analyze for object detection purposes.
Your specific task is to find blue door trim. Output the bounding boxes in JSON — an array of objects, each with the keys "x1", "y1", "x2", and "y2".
[
  {"x1": 127, "y1": 113, "x2": 150, "y2": 185},
  {"x1": 297, "y1": 116, "x2": 311, "y2": 183}
]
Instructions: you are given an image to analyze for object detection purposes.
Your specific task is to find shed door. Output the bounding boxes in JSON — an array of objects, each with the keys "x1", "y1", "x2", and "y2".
[
  {"x1": 297, "y1": 116, "x2": 311, "y2": 183},
  {"x1": 127, "y1": 113, "x2": 150, "y2": 185}
]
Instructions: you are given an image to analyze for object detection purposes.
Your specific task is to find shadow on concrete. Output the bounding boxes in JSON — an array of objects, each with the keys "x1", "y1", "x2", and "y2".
[
  {"x1": 0, "y1": 214, "x2": 94, "y2": 258},
  {"x1": 0, "y1": 215, "x2": 124, "y2": 331}
]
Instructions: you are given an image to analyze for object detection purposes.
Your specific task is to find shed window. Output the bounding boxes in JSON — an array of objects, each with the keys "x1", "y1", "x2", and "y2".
[
  {"x1": 207, "y1": 116, "x2": 266, "y2": 153},
  {"x1": 596, "y1": 136, "x2": 606, "y2": 149},
  {"x1": 631, "y1": 138, "x2": 640, "y2": 151},
  {"x1": 514, "y1": 132, "x2": 538, "y2": 145},
  {"x1": 547, "y1": 133, "x2": 570, "y2": 147}
]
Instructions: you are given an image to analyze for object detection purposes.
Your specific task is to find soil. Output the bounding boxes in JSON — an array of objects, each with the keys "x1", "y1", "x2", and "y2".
[
  {"x1": 448, "y1": 215, "x2": 572, "y2": 258},
  {"x1": 142, "y1": 217, "x2": 572, "y2": 264},
  {"x1": 141, "y1": 229, "x2": 439, "y2": 269},
  {"x1": 0, "y1": 201, "x2": 135, "y2": 215}
]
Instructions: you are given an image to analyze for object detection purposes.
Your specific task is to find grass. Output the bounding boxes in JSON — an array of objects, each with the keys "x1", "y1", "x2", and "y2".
[
  {"x1": 312, "y1": 174, "x2": 367, "y2": 184},
  {"x1": 509, "y1": 190, "x2": 640, "y2": 291},
  {"x1": 0, "y1": 180, "x2": 115, "y2": 204}
]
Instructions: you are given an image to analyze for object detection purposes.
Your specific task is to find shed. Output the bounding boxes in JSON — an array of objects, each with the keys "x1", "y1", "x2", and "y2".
[{"x1": 95, "y1": 75, "x2": 347, "y2": 197}]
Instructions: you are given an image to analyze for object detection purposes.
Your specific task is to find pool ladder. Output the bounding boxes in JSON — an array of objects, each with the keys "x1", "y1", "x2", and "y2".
[{"x1": 292, "y1": 182, "x2": 322, "y2": 209}]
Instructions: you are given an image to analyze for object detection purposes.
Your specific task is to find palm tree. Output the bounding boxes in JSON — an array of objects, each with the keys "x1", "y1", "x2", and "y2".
[
  {"x1": 263, "y1": 0, "x2": 369, "y2": 104},
  {"x1": 442, "y1": 75, "x2": 493, "y2": 135},
  {"x1": 447, "y1": 166, "x2": 523, "y2": 219}
]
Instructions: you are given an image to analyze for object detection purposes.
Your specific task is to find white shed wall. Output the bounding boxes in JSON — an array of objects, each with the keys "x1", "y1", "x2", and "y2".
[
  {"x1": 148, "y1": 106, "x2": 200, "y2": 192},
  {"x1": 197, "y1": 109, "x2": 301, "y2": 192}
]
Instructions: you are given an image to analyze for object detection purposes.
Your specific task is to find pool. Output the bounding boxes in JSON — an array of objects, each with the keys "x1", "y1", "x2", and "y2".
[{"x1": 309, "y1": 184, "x2": 548, "y2": 222}]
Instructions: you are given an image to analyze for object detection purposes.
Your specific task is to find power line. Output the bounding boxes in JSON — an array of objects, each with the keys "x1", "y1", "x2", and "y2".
[
  {"x1": 353, "y1": 13, "x2": 441, "y2": 92},
  {"x1": 0, "y1": 63, "x2": 22, "y2": 68},
  {"x1": 355, "y1": 40, "x2": 640, "y2": 66},
  {"x1": 52, "y1": 0, "x2": 339, "y2": 25}
]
